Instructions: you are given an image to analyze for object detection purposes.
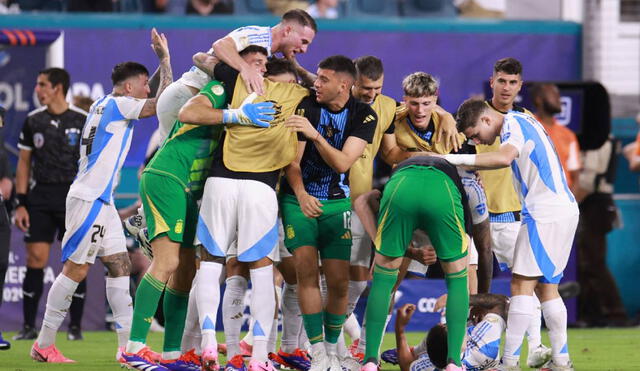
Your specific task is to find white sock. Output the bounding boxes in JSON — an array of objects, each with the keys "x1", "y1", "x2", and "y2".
[
  {"x1": 281, "y1": 283, "x2": 301, "y2": 353},
  {"x1": 356, "y1": 321, "x2": 366, "y2": 354},
  {"x1": 38, "y1": 274, "x2": 79, "y2": 348},
  {"x1": 542, "y1": 297, "x2": 570, "y2": 366},
  {"x1": 197, "y1": 261, "x2": 223, "y2": 351},
  {"x1": 243, "y1": 320, "x2": 254, "y2": 346},
  {"x1": 320, "y1": 274, "x2": 328, "y2": 307},
  {"x1": 223, "y1": 275, "x2": 248, "y2": 358},
  {"x1": 106, "y1": 276, "x2": 133, "y2": 349},
  {"x1": 325, "y1": 340, "x2": 337, "y2": 356},
  {"x1": 502, "y1": 295, "x2": 534, "y2": 365},
  {"x1": 268, "y1": 316, "x2": 278, "y2": 354},
  {"x1": 527, "y1": 293, "x2": 543, "y2": 351},
  {"x1": 182, "y1": 272, "x2": 201, "y2": 354},
  {"x1": 249, "y1": 265, "x2": 275, "y2": 362},
  {"x1": 336, "y1": 331, "x2": 347, "y2": 358},
  {"x1": 343, "y1": 313, "x2": 361, "y2": 343}
]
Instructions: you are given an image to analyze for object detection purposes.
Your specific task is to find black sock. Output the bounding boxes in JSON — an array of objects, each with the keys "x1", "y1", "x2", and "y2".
[
  {"x1": 69, "y1": 279, "x2": 87, "y2": 328},
  {"x1": 23, "y1": 268, "x2": 44, "y2": 328}
]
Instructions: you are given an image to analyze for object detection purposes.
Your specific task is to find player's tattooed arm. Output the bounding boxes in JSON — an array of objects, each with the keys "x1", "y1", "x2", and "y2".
[
  {"x1": 140, "y1": 28, "x2": 173, "y2": 119},
  {"x1": 192, "y1": 52, "x2": 220, "y2": 78},
  {"x1": 100, "y1": 252, "x2": 132, "y2": 278},
  {"x1": 287, "y1": 56, "x2": 316, "y2": 89}
]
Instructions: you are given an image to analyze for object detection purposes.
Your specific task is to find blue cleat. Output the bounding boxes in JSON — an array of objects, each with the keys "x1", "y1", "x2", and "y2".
[
  {"x1": 380, "y1": 348, "x2": 399, "y2": 365},
  {"x1": 121, "y1": 348, "x2": 169, "y2": 371},
  {"x1": 0, "y1": 332, "x2": 10, "y2": 350},
  {"x1": 225, "y1": 354, "x2": 248, "y2": 371},
  {"x1": 276, "y1": 349, "x2": 311, "y2": 371}
]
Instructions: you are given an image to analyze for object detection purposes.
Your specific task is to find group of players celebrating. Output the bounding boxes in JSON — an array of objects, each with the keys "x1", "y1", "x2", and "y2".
[{"x1": 27, "y1": 8, "x2": 579, "y2": 371}]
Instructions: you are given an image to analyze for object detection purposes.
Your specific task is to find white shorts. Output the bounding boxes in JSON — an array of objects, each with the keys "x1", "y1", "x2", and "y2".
[
  {"x1": 468, "y1": 238, "x2": 478, "y2": 265},
  {"x1": 196, "y1": 177, "x2": 278, "y2": 262},
  {"x1": 490, "y1": 221, "x2": 520, "y2": 271},
  {"x1": 349, "y1": 211, "x2": 372, "y2": 267},
  {"x1": 61, "y1": 197, "x2": 127, "y2": 265},
  {"x1": 461, "y1": 175, "x2": 489, "y2": 225},
  {"x1": 156, "y1": 81, "x2": 198, "y2": 141},
  {"x1": 277, "y1": 218, "x2": 292, "y2": 260},
  {"x1": 512, "y1": 214, "x2": 579, "y2": 283}
]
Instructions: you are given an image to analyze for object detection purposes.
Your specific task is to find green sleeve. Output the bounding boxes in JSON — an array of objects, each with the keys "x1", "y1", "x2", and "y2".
[{"x1": 199, "y1": 80, "x2": 227, "y2": 109}]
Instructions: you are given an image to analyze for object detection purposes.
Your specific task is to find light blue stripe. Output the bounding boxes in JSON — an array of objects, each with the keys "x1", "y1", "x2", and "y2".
[
  {"x1": 238, "y1": 221, "x2": 278, "y2": 262},
  {"x1": 523, "y1": 209, "x2": 557, "y2": 281},
  {"x1": 86, "y1": 97, "x2": 124, "y2": 173},
  {"x1": 99, "y1": 120, "x2": 133, "y2": 202},
  {"x1": 514, "y1": 115, "x2": 558, "y2": 194},
  {"x1": 61, "y1": 200, "x2": 103, "y2": 262},
  {"x1": 196, "y1": 215, "x2": 225, "y2": 257},
  {"x1": 489, "y1": 212, "x2": 517, "y2": 223},
  {"x1": 478, "y1": 338, "x2": 500, "y2": 359},
  {"x1": 253, "y1": 321, "x2": 266, "y2": 337}
]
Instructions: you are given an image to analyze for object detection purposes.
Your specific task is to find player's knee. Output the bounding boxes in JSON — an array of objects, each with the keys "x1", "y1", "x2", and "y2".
[{"x1": 326, "y1": 278, "x2": 348, "y2": 299}]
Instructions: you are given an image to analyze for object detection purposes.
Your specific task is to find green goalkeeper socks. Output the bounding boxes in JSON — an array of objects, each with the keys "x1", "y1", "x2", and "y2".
[
  {"x1": 162, "y1": 287, "x2": 189, "y2": 353},
  {"x1": 129, "y1": 273, "x2": 166, "y2": 344},
  {"x1": 445, "y1": 267, "x2": 469, "y2": 367},
  {"x1": 364, "y1": 264, "x2": 398, "y2": 364}
]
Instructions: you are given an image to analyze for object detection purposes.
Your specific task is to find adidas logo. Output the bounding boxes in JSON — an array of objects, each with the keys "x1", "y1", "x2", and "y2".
[
  {"x1": 363, "y1": 114, "x2": 375, "y2": 124},
  {"x1": 144, "y1": 317, "x2": 153, "y2": 324},
  {"x1": 340, "y1": 231, "x2": 352, "y2": 240}
]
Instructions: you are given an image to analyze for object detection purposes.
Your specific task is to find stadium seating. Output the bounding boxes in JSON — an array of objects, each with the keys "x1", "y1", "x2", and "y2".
[
  {"x1": 399, "y1": 0, "x2": 457, "y2": 17},
  {"x1": 233, "y1": 0, "x2": 271, "y2": 15}
]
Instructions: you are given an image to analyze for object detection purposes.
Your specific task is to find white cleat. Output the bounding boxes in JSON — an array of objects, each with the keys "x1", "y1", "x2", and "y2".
[
  {"x1": 327, "y1": 355, "x2": 342, "y2": 371},
  {"x1": 308, "y1": 347, "x2": 329, "y2": 371},
  {"x1": 527, "y1": 345, "x2": 552, "y2": 368},
  {"x1": 539, "y1": 360, "x2": 575, "y2": 371}
]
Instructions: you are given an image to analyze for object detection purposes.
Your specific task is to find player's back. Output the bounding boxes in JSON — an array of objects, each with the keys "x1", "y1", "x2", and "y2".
[
  {"x1": 502, "y1": 111, "x2": 578, "y2": 221},
  {"x1": 69, "y1": 94, "x2": 145, "y2": 203}
]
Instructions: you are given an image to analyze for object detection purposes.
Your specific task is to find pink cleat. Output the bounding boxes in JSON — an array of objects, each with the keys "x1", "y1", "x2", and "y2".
[
  {"x1": 360, "y1": 362, "x2": 379, "y2": 371},
  {"x1": 30, "y1": 342, "x2": 76, "y2": 363},
  {"x1": 248, "y1": 359, "x2": 276, "y2": 371},
  {"x1": 201, "y1": 346, "x2": 220, "y2": 371},
  {"x1": 239, "y1": 340, "x2": 253, "y2": 358}
]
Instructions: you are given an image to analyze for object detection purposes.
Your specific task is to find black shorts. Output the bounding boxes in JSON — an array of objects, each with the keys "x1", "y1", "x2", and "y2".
[{"x1": 24, "y1": 183, "x2": 70, "y2": 243}]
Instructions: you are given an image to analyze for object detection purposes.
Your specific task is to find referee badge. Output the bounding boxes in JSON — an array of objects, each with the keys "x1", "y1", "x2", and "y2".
[
  {"x1": 33, "y1": 133, "x2": 45, "y2": 148},
  {"x1": 66, "y1": 128, "x2": 81, "y2": 146}
]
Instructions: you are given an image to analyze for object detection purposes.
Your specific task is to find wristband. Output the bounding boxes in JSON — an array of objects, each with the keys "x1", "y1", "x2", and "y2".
[
  {"x1": 443, "y1": 154, "x2": 476, "y2": 166},
  {"x1": 222, "y1": 109, "x2": 234, "y2": 124},
  {"x1": 16, "y1": 193, "x2": 27, "y2": 208},
  {"x1": 313, "y1": 131, "x2": 321, "y2": 142}
]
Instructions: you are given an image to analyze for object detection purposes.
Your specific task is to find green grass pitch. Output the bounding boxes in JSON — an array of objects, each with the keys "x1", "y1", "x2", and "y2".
[{"x1": 0, "y1": 329, "x2": 639, "y2": 370}]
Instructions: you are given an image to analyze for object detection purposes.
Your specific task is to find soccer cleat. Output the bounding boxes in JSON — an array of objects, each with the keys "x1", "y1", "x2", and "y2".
[
  {"x1": 239, "y1": 340, "x2": 253, "y2": 357},
  {"x1": 380, "y1": 348, "x2": 399, "y2": 365},
  {"x1": 0, "y1": 332, "x2": 10, "y2": 350},
  {"x1": 275, "y1": 348, "x2": 311, "y2": 371},
  {"x1": 342, "y1": 356, "x2": 362, "y2": 371},
  {"x1": 202, "y1": 346, "x2": 220, "y2": 371},
  {"x1": 225, "y1": 354, "x2": 248, "y2": 371},
  {"x1": 121, "y1": 346, "x2": 165, "y2": 370},
  {"x1": 67, "y1": 324, "x2": 84, "y2": 341},
  {"x1": 444, "y1": 363, "x2": 466, "y2": 371},
  {"x1": 308, "y1": 347, "x2": 329, "y2": 371},
  {"x1": 124, "y1": 214, "x2": 146, "y2": 237},
  {"x1": 494, "y1": 362, "x2": 521, "y2": 371},
  {"x1": 248, "y1": 359, "x2": 276, "y2": 371},
  {"x1": 327, "y1": 355, "x2": 342, "y2": 371},
  {"x1": 138, "y1": 228, "x2": 154, "y2": 260},
  {"x1": 160, "y1": 353, "x2": 202, "y2": 371},
  {"x1": 539, "y1": 360, "x2": 575, "y2": 371},
  {"x1": 181, "y1": 349, "x2": 202, "y2": 367},
  {"x1": 30, "y1": 342, "x2": 76, "y2": 363},
  {"x1": 527, "y1": 345, "x2": 552, "y2": 368},
  {"x1": 359, "y1": 362, "x2": 379, "y2": 371},
  {"x1": 13, "y1": 325, "x2": 38, "y2": 340},
  {"x1": 348, "y1": 339, "x2": 359, "y2": 357}
]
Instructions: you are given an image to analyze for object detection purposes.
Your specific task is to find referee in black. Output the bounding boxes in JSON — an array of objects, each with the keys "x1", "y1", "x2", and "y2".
[
  {"x1": 0, "y1": 106, "x2": 14, "y2": 350},
  {"x1": 13, "y1": 68, "x2": 88, "y2": 341}
]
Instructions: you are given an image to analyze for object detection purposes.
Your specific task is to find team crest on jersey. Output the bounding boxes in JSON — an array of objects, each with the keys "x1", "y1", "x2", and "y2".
[
  {"x1": 286, "y1": 225, "x2": 295, "y2": 240},
  {"x1": 475, "y1": 202, "x2": 487, "y2": 216},
  {"x1": 66, "y1": 128, "x2": 81, "y2": 146},
  {"x1": 324, "y1": 125, "x2": 335, "y2": 139},
  {"x1": 175, "y1": 219, "x2": 184, "y2": 234},
  {"x1": 501, "y1": 132, "x2": 511, "y2": 142},
  {"x1": 33, "y1": 133, "x2": 44, "y2": 148},
  {"x1": 211, "y1": 84, "x2": 225, "y2": 96}
]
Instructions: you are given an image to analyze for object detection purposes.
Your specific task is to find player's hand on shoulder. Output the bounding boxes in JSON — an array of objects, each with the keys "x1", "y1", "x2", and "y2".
[
  {"x1": 240, "y1": 66, "x2": 265, "y2": 96},
  {"x1": 285, "y1": 115, "x2": 317, "y2": 139},
  {"x1": 150, "y1": 28, "x2": 170, "y2": 61},
  {"x1": 298, "y1": 192, "x2": 323, "y2": 218}
]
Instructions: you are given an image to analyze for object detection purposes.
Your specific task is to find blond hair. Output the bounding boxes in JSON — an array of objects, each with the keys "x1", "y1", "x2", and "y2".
[{"x1": 402, "y1": 72, "x2": 439, "y2": 98}]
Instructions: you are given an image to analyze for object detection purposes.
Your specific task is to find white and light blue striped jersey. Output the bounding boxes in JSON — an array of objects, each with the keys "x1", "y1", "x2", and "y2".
[
  {"x1": 500, "y1": 111, "x2": 579, "y2": 222},
  {"x1": 67, "y1": 94, "x2": 145, "y2": 204},
  {"x1": 178, "y1": 26, "x2": 272, "y2": 91},
  {"x1": 410, "y1": 313, "x2": 505, "y2": 371}
]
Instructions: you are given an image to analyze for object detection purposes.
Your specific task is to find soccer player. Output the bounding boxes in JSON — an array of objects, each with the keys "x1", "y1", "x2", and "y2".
[
  {"x1": 359, "y1": 156, "x2": 471, "y2": 371},
  {"x1": 184, "y1": 52, "x2": 310, "y2": 371},
  {"x1": 14, "y1": 68, "x2": 88, "y2": 342},
  {"x1": 475, "y1": 58, "x2": 550, "y2": 368},
  {"x1": 122, "y1": 46, "x2": 276, "y2": 371},
  {"x1": 280, "y1": 55, "x2": 377, "y2": 371},
  {"x1": 390, "y1": 294, "x2": 508, "y2": 371},
  {"x1": 29, "y1": 28, "x2": 173, "y2": 364},
  {"x1": 446, "y1": 98, "x2": 580, "y2": 371}
]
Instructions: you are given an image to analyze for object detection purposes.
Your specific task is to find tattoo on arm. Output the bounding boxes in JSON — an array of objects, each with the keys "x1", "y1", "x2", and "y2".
[
  {"x1": 100, "y1": 252, "x2": 132, "y2": 278},
  {"x1": 148, "y1": 66, "x2": 161, "y2": 97},
  {"x1": 140, "y1": 59, "x2": 173, "y2": 118}
]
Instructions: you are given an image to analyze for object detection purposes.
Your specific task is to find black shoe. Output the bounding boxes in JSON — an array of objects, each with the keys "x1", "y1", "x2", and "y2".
[
  {"x1": 12, "y1": 325, "x2": 38, "y2": 340},
  {"x1": 67, "y1": 325, "x2": 84, "y2": 341},
  {"x1": 0, "y1": 332, "x2": 10, "y2": 350}
]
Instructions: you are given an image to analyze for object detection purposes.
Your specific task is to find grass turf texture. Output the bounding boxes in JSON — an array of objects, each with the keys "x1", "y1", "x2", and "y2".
[{"x1": 0, "y1": 329, "x2": 638, "y2": 370}]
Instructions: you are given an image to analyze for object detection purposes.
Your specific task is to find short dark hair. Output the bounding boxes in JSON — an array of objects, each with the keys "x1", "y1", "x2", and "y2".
[
  {"x1": 455, "y1": 98, "x2": 488, "y2": 132},
  {"x1": 111, "y1": 62, "x2": 149, "y2": 86},
  {"x1": 282, "y1": 9, "x2": 317, "y2": 33},
  {"x1": 318, "y1": 55, "x2": 357, "y2": 80},
  {"x1": 426, "y1": 324, "x2": 448, "y2": 369},
  {"x1": 39, "y1": 67, "x2": 70, "y2": 95},
  {"x1": 240, "y1": 45, "x2": 269, "y2": 58},
  {"x1": 354, "y1": 56, "x2": 384, "y2": 81},
  {"x1": 265, "y1": 58, "x2": 298, "y2": 79},
  {"x1": 493, "y1": 57, "x2": 522, "y2": 76}
]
